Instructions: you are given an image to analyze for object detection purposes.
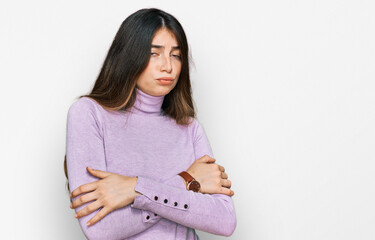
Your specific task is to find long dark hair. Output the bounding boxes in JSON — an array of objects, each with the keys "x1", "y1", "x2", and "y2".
[{"x1": 65, "y1": 8, "x2": 195, "y2": 194}]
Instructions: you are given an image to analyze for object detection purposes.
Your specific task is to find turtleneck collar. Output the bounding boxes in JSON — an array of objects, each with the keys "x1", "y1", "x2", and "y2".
[{"x1": 130, "y1": 87, "x2": 166, "y2": 116}]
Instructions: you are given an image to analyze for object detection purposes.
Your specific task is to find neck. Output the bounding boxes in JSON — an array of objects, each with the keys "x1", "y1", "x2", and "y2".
[{"x1": 130, "y1": 87, "x2": 166, "y2": 116}]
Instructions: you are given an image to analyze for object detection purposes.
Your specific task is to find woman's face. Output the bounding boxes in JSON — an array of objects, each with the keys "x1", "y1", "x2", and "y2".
[{"x1": 136, "y1": 28, "x2": 182, "y2": 96}]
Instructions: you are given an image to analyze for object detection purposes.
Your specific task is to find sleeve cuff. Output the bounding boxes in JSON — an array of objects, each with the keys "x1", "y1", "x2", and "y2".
[
  {"x1": 131, "y1": 176, "x2": 153, "y2": 209},
  {"x1": 131, "y1": 176, "x2": 162, "y2": 223},
  {"x1": 131, "y1": 175, "x2": 191, "y2": 212}
]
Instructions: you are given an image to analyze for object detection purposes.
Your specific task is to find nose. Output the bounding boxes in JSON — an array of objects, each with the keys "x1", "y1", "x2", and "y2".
[{"x1": 160, "y1": 55, "x2": 172, "y2": 73}]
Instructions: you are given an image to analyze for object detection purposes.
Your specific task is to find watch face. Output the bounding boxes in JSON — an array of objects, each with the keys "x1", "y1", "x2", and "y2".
[{"x1": 188, "y1": 180, "x2": 200, "y2": 192}]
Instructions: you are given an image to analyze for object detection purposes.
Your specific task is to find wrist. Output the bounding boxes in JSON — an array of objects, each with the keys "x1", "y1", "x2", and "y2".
[{"x1": 178, "y1": 171, "x2": 201, "y2": 192}]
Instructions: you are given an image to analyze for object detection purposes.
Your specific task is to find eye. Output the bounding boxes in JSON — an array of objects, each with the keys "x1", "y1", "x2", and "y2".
[
  {"x1": 151, "y1": 52, "x2": 158, "y2": 56},
  {"x1": 172, "y1": 54, "x2": 181, "y2": 59}
]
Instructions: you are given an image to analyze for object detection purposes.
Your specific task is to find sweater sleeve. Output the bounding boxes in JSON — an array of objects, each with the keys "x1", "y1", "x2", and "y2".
[
  {"x1": 66, "y1": 98, "x2": 185, "y2": 240},
  {"x1": 130, "y1": 119, "x2": 237, "y2": 237}
]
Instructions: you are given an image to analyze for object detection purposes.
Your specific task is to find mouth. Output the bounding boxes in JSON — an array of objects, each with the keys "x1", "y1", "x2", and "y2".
[
  {"x1": 156, "y1": 78, "x2": 174, "y2": 85},
  {"x1": 157, "y1": 77, "x2": 174, "y2": 81}
]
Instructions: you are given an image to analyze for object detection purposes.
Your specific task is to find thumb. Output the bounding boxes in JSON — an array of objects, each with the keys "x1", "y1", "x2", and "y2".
[{"x1": 86, "y1": 166, "x2": 111, "y2": 179}]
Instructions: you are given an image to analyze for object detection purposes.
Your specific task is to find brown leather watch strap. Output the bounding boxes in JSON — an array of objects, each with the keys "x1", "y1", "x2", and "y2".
[{"x1": 178, "y1": 171, "x2": 194, "y2": 183}]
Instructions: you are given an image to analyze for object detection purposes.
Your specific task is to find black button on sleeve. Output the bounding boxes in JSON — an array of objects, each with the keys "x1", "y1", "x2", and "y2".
[
  {"x1": 184, "y1": 204, "x2": 188, "y2": 209},
  {"x1": 164, "y1": 199, "x2": 168, "y2": 204},
  {"x1": 146, "y1": 215, "x2": 150, "y2": 220},
  {"x1": 154, "y1": 196, "x2": 158, "y2": 201},
  {"x1": 174, "y1": 202, "x2": 178, "y2": 206},
  {"x1": 154, "y1": 213, "x2": 158, "y2": 216}
]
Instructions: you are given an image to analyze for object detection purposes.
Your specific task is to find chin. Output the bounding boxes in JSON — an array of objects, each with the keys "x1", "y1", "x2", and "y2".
[{"x1": 157, "y1": 86, "x2": 174, "y2": 95}]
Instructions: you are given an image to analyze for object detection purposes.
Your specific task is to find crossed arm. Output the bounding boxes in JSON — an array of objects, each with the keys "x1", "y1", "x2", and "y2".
[{"x1": 65, "y1": 100, "x2": 236, "y2": 239}]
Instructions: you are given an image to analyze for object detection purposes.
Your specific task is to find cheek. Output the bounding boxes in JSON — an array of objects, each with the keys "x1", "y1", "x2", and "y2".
[
  {"x1": 142, "y1": 64, "x2": 156, "y2": 77},
  {"x1": 174, "y1": 62, "x2": 182, "y2": 74},
  {"x1": 137, "y1": 68, "x2": 152, "y2": 85},
  {"x1": 149, "y1": 61, "x2": 160, "y2": 72}
]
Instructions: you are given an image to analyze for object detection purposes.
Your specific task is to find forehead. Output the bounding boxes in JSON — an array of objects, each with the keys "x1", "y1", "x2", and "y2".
[{"x1": 151, "y1": 28, "x2": 178, "y2": 46}]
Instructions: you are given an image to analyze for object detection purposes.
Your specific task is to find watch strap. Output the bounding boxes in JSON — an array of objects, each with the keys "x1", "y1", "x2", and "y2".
[{"x1": 178, "y1": 171, "x2": 194, "y2": 183}]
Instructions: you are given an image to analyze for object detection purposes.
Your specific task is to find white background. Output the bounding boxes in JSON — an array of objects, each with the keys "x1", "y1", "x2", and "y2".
[{"x1": 1, "y1": 0, "x2": 374, "y2": 239}]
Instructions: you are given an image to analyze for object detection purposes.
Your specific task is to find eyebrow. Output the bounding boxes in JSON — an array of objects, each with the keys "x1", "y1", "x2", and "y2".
[{"x1": 151, "y1": 44, "x2": 180, "y2": 50}]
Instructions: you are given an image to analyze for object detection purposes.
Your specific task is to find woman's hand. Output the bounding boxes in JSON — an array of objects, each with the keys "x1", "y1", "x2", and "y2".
[
  {"x1": 185, "y1": 155, "x2": 234, "y2": 196},
  {"x1": 70, "y1": 166, "x2": 141, "y2": 226}
]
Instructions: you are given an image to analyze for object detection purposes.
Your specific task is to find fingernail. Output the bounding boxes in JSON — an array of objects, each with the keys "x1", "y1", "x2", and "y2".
[
  {"x1": 74, "y1": 213, "x2": 78, "y2": 218},
  {"x1": 70, "y1": 204, "x2": 72, "y2": 208},
  {"x1": 87, "y1": 222, "x2": 91, "y2": 226}
]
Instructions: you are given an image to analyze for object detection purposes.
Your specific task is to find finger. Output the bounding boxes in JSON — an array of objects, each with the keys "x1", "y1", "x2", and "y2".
[
  {"x1": 75, "y1": 200, "x2": 103, "y2": 219},
  {"x1": 71, "y1": 181, "x2": 97, "y2": 198},
  {"x1": 219, "y1": 187, "x2": 234, "y2": 196},
  {"x1": 71, "y1": 191, "x2": 97, "y2": 209},
  {"x1": 207, "y1": 158, "x2": 216, "y2": 164},
  {"x1": 87, "y1": 207, "x2": 112, "y2": 226},
  {"x1": 218, "y1": 165, "x2": 225, "y2": 172},
  {"x1": 221, "y1": 178, "x2": 232, "y2": 189},
  {"x1": 199, "y1": 155, "x2": 216, "y2": 163},
  {"x1": 86, "y1": 166, "x2": 112, "y2": 179},
  {"x1": 221, "y1": 171, "x2": 228, "y2": 179}
]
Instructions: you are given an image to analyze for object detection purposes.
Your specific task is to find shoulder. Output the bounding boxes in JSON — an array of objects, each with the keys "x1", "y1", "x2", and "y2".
[
  {"x1": 181, "y1": 117, "x2": 200, "y2": 132},
  {"x1": 68, "y1": 96, "x2": 104, "y2": 114},
  {"x1": 68, "y1": 96, "x2": 99, "y2": 111},
  {"x1": 67, "y1": 97, "x2": 104, "y2": 124},
  {"x1": 188, "y1": 117, "x2": 207, "y2": 139},
  {"x1": 190, "y1": 117, "x2": 205, "y2": 130}
]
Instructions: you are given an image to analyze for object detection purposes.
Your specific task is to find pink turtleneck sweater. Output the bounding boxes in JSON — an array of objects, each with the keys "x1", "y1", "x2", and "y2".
[{"x1": 65, "y1": 87, "x2": 236, "y2": 239}]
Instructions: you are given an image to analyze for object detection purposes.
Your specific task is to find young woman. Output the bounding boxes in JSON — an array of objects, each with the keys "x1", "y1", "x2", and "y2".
[{"x1": 64, "y1": 8, "x2": 236, "y2": 239}]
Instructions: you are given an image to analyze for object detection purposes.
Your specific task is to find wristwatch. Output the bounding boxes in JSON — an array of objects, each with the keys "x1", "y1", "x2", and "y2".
[{"x1": 178, "y1": 171, "x2": 201, "y2": 192}]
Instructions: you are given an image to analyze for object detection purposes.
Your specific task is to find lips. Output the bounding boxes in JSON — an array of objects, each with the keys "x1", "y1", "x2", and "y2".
[
  {"x1": 157, "y1": 77, "x2": 174, "y2": 81},
  {"x1": 156, "y1": 77, "x2": 174, "y2": 85}
]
